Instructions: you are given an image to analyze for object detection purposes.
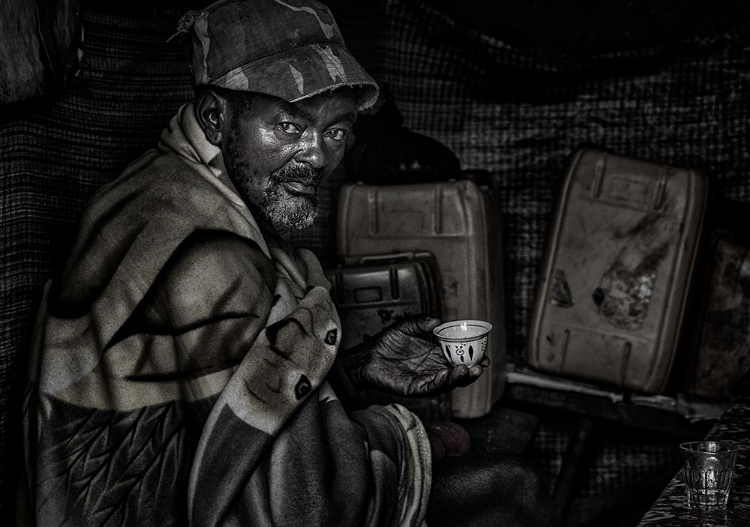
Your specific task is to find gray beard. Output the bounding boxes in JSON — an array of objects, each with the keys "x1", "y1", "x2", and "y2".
[
  {"x1": 224, "y1": 120, "x2": 323, "y2": 231},
  {"x1": 260, "y1": 176, "x2": 319, "y2": 230}
]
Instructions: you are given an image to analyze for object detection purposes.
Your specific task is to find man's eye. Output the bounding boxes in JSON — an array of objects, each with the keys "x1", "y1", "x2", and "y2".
[
  {"x1": 278, "y1": 122, "x2": 301, "y2": 135},
  {"x1": 325, "y1": 128, "x2": 347, "y2": 141}
]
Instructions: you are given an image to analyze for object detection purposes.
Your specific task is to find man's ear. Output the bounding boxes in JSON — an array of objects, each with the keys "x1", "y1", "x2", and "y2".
[{"x1": 195, "y1": 89, "x2": 229, "y2": 146}]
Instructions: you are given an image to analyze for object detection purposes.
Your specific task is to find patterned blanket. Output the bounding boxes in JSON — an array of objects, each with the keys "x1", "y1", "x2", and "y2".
[{"x1": 21, "y1": 104, "x2": 431, "y2": 526}]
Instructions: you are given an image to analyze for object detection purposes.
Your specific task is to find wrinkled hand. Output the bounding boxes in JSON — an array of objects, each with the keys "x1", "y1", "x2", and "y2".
[{"x1": 342, "y1": 314, "x2": 489, "y2": 397}]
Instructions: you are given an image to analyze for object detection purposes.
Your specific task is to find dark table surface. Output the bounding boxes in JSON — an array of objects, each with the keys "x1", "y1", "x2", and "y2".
[{"x1": 638, "y1": 395, "x2": 750, "y2": 526}]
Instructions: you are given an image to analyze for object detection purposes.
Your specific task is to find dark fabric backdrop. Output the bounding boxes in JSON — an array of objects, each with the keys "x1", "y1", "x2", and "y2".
[
  {"x1": 331, "y1": 0, "x2": 750, "y2": 367},
  {"x1": 0, "y1": 0, "x2": 78, "y2": 104},
  {"x1": 0, "y1": 10, "x2": 194, "y2": 517}
]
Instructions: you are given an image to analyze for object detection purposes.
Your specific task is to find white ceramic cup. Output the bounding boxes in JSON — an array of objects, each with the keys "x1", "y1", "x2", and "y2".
[{"x1": 433, "y1": 320, "x2": 492, "y2": 368}]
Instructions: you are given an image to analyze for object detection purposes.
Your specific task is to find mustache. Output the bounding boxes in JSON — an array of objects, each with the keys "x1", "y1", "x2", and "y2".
[{"x1": 272, "y1": 164, "x2": 324, "y2": 186}]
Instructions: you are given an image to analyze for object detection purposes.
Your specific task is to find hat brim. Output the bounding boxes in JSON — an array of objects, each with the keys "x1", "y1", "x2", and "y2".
[{"x1": 210, "y1": 41, "x2": 379, "y2": 111}]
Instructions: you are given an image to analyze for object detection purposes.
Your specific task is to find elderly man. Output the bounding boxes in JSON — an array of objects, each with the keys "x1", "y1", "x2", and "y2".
[{"x1": 21, "y1": 1, "x2": 547, "y2": 526}]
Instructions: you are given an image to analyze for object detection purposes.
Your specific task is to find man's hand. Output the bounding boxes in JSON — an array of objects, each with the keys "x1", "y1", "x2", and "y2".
[{"x1": 341, "y1": 314, "x2": 489, "y2": 397}]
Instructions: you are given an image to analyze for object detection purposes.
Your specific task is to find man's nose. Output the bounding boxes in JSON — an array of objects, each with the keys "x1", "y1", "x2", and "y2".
[{"x1": 295, "y1": 131, "x2": 327, "y2": 169}]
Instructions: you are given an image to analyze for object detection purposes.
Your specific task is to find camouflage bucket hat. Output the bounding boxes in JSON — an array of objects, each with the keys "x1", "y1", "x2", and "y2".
[{"x1": 175, "y1": 0, "x2": 379, "y2": 110}]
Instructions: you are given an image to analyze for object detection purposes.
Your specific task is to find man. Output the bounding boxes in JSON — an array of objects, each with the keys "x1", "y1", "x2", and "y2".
[{"x1": 21, "y1": 1, "x2": 547, "y2": 526}]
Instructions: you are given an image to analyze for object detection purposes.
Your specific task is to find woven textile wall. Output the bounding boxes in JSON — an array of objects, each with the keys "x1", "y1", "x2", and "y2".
[
  {"x1": 0, "y1": 10, "x2": 192, "y2": 516},
  {"x1": 354, "y1": 0, "x2": 750, "y2": 366},
  {"x1": 0, "y1": 0, "x2": 78, "y2": 104}
]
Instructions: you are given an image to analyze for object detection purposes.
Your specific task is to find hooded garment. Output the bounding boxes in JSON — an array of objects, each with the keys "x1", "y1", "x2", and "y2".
[{"x1": 22, "y1": 103, "x2": 431, "y2": 527}]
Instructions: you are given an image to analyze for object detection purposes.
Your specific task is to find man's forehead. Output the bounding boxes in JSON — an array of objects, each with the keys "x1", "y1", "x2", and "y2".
[
  {"x1": 294, "y1": 88, "x2": 358, "y2": 113},
  {"x1": 253, "y1": 89, "x2": 359, "y2": 121}
]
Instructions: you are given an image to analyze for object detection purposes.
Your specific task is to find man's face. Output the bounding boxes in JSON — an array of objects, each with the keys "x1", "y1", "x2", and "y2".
[{"x1": 222, "y1": 89, "x2": 358, "y2": 230}]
